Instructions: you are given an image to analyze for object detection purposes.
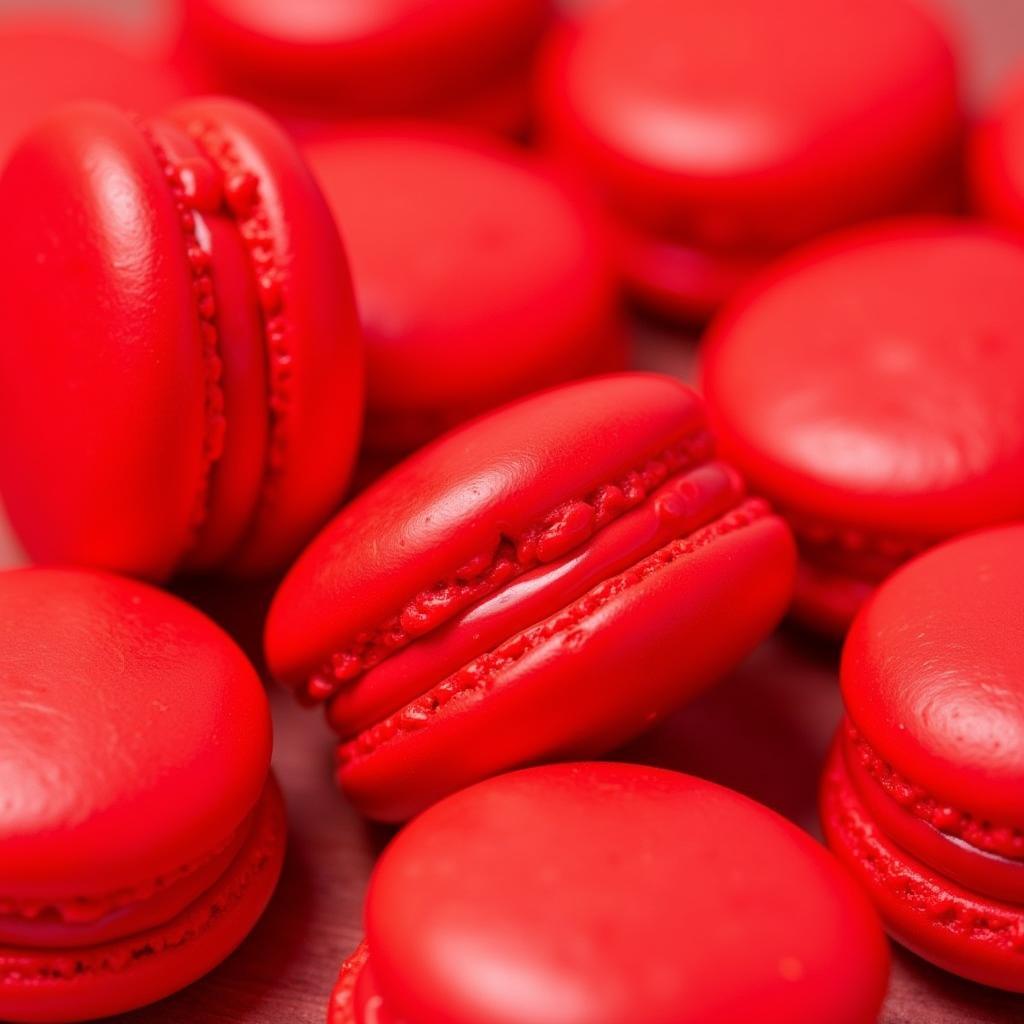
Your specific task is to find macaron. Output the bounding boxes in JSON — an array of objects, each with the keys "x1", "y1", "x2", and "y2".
[
  {"x1": 0, "y1": 16, "x2": 182, "y2": 167},
  {"x1": 0, "y1": 96, "x2": 363, "y2": 582},
  {"x1": 303, "y1": 125, "x2": 624, "y2": 462},
  {"x1": 0, "y1": 567, "x2": 285, "y2": 1022},
  {"x1": 537, "y1": 0, "x2": 961, "y2": 320},
  {"x1": 970, "y1": 65, "x2": 1024, "y2": 232},
  {"x1": 266, "y1": 374, "x2": 796, "y2": 821},
  {"x1": 329, "y1": 762, "x2": 890, "y2": 1024},
  {"x1": 821, "y1": 525, "x2": 1024, "y2": 992},
  {"x1": 701, "y1": 220, "x2": 1024, "y2": 635},
  {"x1": 178, "y1": 0, "x2": 554, "y2": 137}
]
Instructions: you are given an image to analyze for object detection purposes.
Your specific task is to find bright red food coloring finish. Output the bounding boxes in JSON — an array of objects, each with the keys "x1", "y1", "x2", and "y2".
[
  {"x1": 971, "y1": 64, "x2": 1024, "y2": 232},
  {"x1": 0, "y1": 96, "x2": 363, "y2": 582},
  {"x1": 178, "y1": 0, "x2": 553, "y2": 137},
  {"x1": 266, "y1": 374, "x2": 795, "y2": 820},
  {"x1": 537, "y1": 0, "x2": 961, "y2": 320},
  {"x1": 702, "y1": 220, "x2": 1024, "y2": 634},
  {"x1": 0, "y1": 568, "x2": 285, "y2": 1023},
  {"x1": 329, "y1": 763, "x2": 889, "y2": 1024},
  {"x1": 821, "y1": 526, "x2": 1024, "y2": 991},
  {"x1": 304, "y1": 125, "x2": 624, "y2": 462}
]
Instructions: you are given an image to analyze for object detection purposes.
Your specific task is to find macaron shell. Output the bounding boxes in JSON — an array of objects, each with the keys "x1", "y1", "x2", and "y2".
[
  {"x1": 338, "y1": 502, "x2": 795, "y2": 820},
  {"x1": 538, "y1": 0, "x2": 959, "y2": 248},
  {"x1": 701, "y1": 220, "x2": 1024, "y2": 539},
  {"x1": 0, "y1": 102, "x2": 209, "y2": 580},
  {"x1": 841, "y1": 525, "x2": 1024, "y2": 834},
  {"x1": 181, "y1": 0, "x2": 551, "y2": 114},
  {"x1": 366, "y1": 763, "x2": 889, "y2": 1024},
  {"x1": 166, "y1": 97, "x2": 364, "y2": 578},
  {"x1": 303, "y1": 126, "x2": 622, "y2": 455},
  {"x1": 0, "y1": 778, "x2": 286, "y2": 1024},
  {"x1": 0, "y1": 568, "x2": 271, "y2": 900},
  {"x1": 822, "y1": 738, "x2": 1024, "y2": 993},
  {"x1": 266, "y1": 374, "x2": 707, "y2": 687},
  {"x1": 970, "y1": 68, "x2": 1024, "y2": 232}
]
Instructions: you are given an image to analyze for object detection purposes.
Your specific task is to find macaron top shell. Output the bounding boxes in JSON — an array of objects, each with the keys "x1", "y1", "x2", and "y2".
[
  {"x1": 0, "y1": 567, "x2": 271, "y2": 901},
  {"x1": 701, "y1": 220, "x2": 1024, "y2": 540},
  {"x1": 183, "y1": 0, "x2": 550, "y2": 112},
  {"x1": 539, "y1": 0, "x2": 959, "y2": 249},
  {"x1": 971, "y1": 66, "x2": 1024, "y2": 232},
  {"x1": 363, "y1": 763, "x2": 889, "y2": 1024},
  {"x1": 304, "y1": 126, "x2": 617, "y2": 430},
  {"x1": 842, "y1": 525, "x2": 1024, "y2": 834},
  {"x1": 265, "y1": 374, "x2": 706, "y2": 689}
]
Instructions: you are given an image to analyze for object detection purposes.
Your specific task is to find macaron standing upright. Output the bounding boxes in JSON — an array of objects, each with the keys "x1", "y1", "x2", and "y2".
[
  {"x1": 266, "y1": 374, "x2": 796, "y2": 821},
  {"x1": 178, "y1": 0, "x2": 554, "y2": 137},
  {"x1": 304, "y1": 125, "x2": 624, "y2": 465},
  {"x1": 537, "y1": 0, "x2": 961, "y2": 320},
  {"x1": 821, "y1": 525, "x2": 1024, "y2": 992},
  {"x1": 329, "y1": 762, "x2": 890, "y2": 1024},
  {"x1": 701, "y1": 219, "x2": 1024, "y2": 634},
  {"x1": 0, "y1": 568, "x2": 285, "y2": 1023},
  {"x1": 0, "y1": 96, "x2": 363, "y2": 582},
  {"x1": 970, "y1": 63, "x2": 1024, "y2": 232}
]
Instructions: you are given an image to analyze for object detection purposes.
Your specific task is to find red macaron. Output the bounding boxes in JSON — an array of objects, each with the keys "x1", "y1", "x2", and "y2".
[
  {"x1": 178, "y1": 0, "x2": 553, "y2": 137},
  {"x1": 329, "y1": 762, "x2": 890, "y2": 1024},
  {"x1": 0, "y1": 567, "x2": 285, "y2": 1023},
  {"x1": 537, "y1": 0, "x2": 961, "y2": 320},
  {"x1": 701, "y1": 219, "x2": 1024, "y2": 634},
  {"x1": 0, "y1": 96, "x2": 363, "y2": 582},
  {"x1": 971, "y1": 64, "x2": 1024, "y2": 232},
  {"x1": 266, "y1": 374, "x2": 795, "y2": 821},
  {"x1": 821, "y1": 525, "x2": 1024, "y2": 992},
  {"x1": 303, "y1": 124, "x2": 624, "y2": 462}
]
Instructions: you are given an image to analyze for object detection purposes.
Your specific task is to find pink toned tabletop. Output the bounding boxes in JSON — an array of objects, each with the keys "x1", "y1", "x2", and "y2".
[{"x1": 0, "y1": 1, "x2": 1022, "y2": 1021}]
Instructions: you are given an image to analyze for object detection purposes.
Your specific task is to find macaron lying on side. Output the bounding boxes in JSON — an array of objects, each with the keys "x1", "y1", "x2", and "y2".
[
  {"x1": 702, "y1": 219, "x2": 1024, "y2": 634},
  {"x1": 329, "y1": 763, "x2": 890, "y2": 1024},
  {"x1": 266, "y1": 374, "x2": 796, "y2": 821},
  {"x1": 821, "y1": 525, "x2": 1024, "y2": 992},
  {"x1": 0, "y1": 96, "x2": 363, "y2": 583},
  {"x1": 0, "y1": 568, "x2": 285, "y2": 1023}
]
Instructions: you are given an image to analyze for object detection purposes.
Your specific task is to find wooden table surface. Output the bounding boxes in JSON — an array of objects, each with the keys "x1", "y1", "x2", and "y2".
[{"x1": 1, "y1": 0, "x2": 1023, "y2": 1021}]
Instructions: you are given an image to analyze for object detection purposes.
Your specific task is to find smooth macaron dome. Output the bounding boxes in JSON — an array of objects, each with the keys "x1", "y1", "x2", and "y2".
[
  {"x1": 329, "y1": 763, "x2": 889, "y2": 1024},
  {"x1": 266, "y1": 374, "x2": 796, "y2": 820},
  {"x1": 0, "y1": 96, "x2": 363, "y2": 582},
  {"x1": 0, "y1": 568, "x2": 285, "y2": 1023},
  {"x1": 970, "y1": 65, "x2": 1024, "y2": 232},
  {"x1": 701, "y1": 219, "x2": 1024, "y2": 634},
  {"x1": 180, "y1": 0, "x2": 553, "y2": 135},
  {"x1": 304, "y1": 124, "x2": 623, "y2": 459},
  {"x1": 822, "y1": 526, "x2": 1024, "y2": 992},
  {"x1": 537, "y1": 0, "x2": 961, "y2": 319}
]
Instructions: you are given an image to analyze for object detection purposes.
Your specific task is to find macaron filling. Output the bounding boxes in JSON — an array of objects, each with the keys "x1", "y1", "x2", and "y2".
[
  {"x1": 0, "y1": 780, "x2": 284, "y2": 981},
  {"x1": 335, "y1": 497, "x2": 770, "y2": 767},
  {"x1": 822, "y1": 739, "x2": 1024, "y2": 989},
  {"x1": 301, "y1": 428, "x2": 717, "y2": 706},
  {"x1": 841, "y1": 722, "x2": 1024, "y2": 904},
  {"x1": 137, "y1": 111, "x2": 292, "y2": 572}
]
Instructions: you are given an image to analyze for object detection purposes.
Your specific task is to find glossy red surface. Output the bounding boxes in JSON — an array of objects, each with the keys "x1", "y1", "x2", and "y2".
[
  {"x1": 331, "y1": 763, "x2": 888, "y2": 1024},
  {"x1": 971, "y1": 65, "x2": 1024, "y2": 230},
  {"x1": 822, "y1": 526, "x2": 1024, "y2": 990},
  {"x1": 267, "y1": 374, "x2": 795, "y2": 818},
  {"x1": 702, "y1": 220, "x2": 1024, "y2": 630},
  {"x1": 304, "y1": 125, "x2": 623, "y2": 458},
  {"x1": 537, "y1": 0, "x2": 961, "y2": 318},
  {"x1": 0, "y1": 568, "x2": 283, "y2": 1021},
  {"x1": 179, "y1": 0, "x2": 552, "y2": 133},
  {"x1": 0, "y1": 96, "x2": 362, "y2": 582}
]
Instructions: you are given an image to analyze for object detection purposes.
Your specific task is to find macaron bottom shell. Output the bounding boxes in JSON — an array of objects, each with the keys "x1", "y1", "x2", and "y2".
[
  {"x1": 0, "y1": 778, "x2": 286, "y2": 1023},
  {"x1": 822, "y1": 738, "x2": 1024, "y2": 993}
]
